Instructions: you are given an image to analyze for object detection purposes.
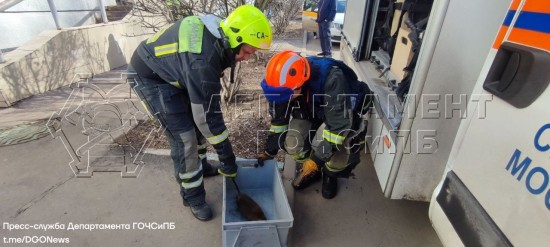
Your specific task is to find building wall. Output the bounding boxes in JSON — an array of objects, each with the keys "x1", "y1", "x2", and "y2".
[
  {"x1": 0, "y1": 0, "x2": 116, "y2": 49},
  {"x1": 0, "y1": 16, "x2": 156, "y2": 107}
]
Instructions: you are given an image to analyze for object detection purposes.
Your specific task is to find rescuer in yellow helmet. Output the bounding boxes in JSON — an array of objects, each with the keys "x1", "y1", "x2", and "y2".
[{"x1": 128, "y1": 5, "x2": 272, "y2": 221}]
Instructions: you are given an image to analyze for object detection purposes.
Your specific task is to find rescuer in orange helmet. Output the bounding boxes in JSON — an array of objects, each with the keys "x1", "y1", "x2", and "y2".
[{"x1": 258, "y1": 50, "x2": 373, "y2": 199}]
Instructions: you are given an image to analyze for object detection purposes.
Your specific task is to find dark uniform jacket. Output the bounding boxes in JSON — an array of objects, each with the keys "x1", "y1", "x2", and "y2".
[
  {"x1": 264, "y1": 57, "x2": 371, "y2": 156},
  {"x1": 135, "y1": 16, "x2": 236, "y2": 166}
]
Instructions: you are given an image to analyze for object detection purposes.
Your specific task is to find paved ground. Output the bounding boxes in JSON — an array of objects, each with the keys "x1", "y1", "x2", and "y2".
[
  {"x1": 292, "y1": 154, "x2": 441, "y2": 247},
  {"x1": 0, "y1": 32, "x2": 442, "y2": 247},
  {"x1": 302, "y1": 31, "x2": 341, "y2": 58}
]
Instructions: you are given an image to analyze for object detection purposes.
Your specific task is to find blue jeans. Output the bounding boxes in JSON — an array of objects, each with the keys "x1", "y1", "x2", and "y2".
[
  {"x1": 318, "y1": 21, "x2": 332, "y2": 55},
  {"x1": 131, "y1": 75, "x2": 207, "y2": 207}
]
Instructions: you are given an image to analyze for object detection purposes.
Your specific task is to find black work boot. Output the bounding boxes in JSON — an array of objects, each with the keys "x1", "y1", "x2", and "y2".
[
  {"x1": 322, "y1": 173, "x2": 338, "y2": 199},
  {"x1": 190, "y1": 202, "x2": 213, "y2": 221},
  {"x1": 292, "y1": 160, "x2": 321, "y2": 190},
  {"x1": 201, "y1": 157, "x2": 219, "y2": 177}
]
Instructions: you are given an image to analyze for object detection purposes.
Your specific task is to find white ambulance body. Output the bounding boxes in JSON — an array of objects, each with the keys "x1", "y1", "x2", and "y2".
[
  {"x1": 339, "y1": 0, "x2": 550, "y2": 245},
  {"x1": 429, "y1": 0, "x2": 550, "y2": 245}
]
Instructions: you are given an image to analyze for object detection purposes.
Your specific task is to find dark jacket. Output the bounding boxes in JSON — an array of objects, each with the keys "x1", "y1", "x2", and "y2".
[
  {"x1": 136, "y1": 16, "x2": 236, "y2": 166},
  {"x1": 264, "y1": 57, "x2": 372, "y2": 156},
  {"x1": 317, "y1": 0, "x2": 336, "y2": 23}
]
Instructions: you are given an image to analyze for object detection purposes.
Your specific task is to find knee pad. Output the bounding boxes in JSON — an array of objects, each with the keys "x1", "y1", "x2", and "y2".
[{"x1": 284, "y1": 129, "x2": 306, "y2": 155}]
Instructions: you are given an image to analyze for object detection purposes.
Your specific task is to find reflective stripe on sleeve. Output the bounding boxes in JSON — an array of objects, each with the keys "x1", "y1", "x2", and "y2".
[
  {"x1": 147, "y1": 23, "x2": 174, "y2": 44},
  {"x1": 154, "y1": 42, "x2": 178, "y2": 56}
]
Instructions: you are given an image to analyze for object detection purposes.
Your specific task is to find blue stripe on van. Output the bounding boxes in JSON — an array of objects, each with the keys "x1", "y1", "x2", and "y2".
[
  {"x1": 503, "y1": 10, "x2": 516, "y2": 26},
  {"x1": 514, "y1": 12, "x2": 550, "y2": 33}
]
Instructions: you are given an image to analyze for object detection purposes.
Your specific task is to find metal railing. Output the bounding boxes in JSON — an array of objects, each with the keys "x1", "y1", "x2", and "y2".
[
  {"x1": 45, "y1": 0, "x2": 109, "y2": 29},
  {"x1": 0, "y1": 0, "x2": 24, "y2": 12},
  {"x1": 2, "y1": 0, "x2": 109, "y2": 30}
]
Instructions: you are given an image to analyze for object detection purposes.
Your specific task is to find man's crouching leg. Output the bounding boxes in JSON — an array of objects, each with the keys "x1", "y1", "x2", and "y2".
[{"x1": 321, "y1": 148, "x2": 361, "y2": 199}]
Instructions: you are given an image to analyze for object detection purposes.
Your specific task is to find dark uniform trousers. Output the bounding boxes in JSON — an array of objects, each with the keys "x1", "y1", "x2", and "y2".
[{"x1": 129, "y1": 54, "x2": 207, "y2": 207}]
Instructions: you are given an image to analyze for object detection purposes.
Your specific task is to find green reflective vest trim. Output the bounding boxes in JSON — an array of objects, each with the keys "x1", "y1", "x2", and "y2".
[
  {"x1": 147, "y1": 23, "x2": 174, "y2": 44},
  {"x1": 178, "y1": 16, "x2": 204, "y2": 54},
  {"x1": 154, "y1": 42, "x2": 178, "y2": 56}
]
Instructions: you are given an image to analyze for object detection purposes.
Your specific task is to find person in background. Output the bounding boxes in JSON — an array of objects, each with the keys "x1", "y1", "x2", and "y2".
[
  {"x1": 257, "y1": 51, "x2": 372, "y2": 199},
  {"x1": 129, "y1": 5, "x2": 272, "y2": 221},
  {"x1": 316, "y1": 0, "x2": 336, "y2": 57}
]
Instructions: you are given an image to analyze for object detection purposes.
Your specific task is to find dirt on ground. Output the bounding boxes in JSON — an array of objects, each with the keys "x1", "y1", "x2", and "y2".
[{"x1": 119, "y1": 20, "x2": 303, "y2": 160}]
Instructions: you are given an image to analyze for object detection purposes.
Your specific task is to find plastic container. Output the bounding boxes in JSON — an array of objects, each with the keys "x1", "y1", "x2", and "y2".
[{"x1": 222, "y1": 160, "x2": 294, "y2": 247}]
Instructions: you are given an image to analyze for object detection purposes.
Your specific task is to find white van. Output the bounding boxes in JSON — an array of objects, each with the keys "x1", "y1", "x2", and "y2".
[
  {"x1": 339, "y1": 0, "x2": 550, "y2": 245},
  {"x1": 429, "y1": 0, "x2": 550, "y2": 245}
]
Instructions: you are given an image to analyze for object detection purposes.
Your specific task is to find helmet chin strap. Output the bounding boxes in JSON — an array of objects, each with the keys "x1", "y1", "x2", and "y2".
[
  {"x1": 230, "y1": 62, "x2": 236, "y2": 84},
  {"x1": 218, "y1": 27, "x2": 237, "y2": 84}
]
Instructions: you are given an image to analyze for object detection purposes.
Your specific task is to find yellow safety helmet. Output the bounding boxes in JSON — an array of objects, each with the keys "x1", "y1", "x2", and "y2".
[{"x1": 220, "y1": 5, "x2": 272, "y2": 50}]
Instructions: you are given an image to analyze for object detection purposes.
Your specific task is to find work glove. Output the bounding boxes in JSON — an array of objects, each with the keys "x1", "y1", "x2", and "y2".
[
  {"x1": 218, "y1": 163, "x2": 237, "y2": 178},
  {"x1": 257, "y1": 152, "x2": 275, "y2": 167},
  {"x1": 316, "y1": 140, "x2": 335, "y2": 162}
]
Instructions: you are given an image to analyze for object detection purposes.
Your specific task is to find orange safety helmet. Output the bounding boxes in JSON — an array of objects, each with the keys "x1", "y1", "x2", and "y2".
[{"x1": 265, "y1": 50, "x2": 310, "y2": 89}]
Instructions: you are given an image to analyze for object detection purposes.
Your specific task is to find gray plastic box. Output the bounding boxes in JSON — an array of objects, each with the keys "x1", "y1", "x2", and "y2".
[{"x1": 222, "y1": 160, "x2": 294, "y2": 247}]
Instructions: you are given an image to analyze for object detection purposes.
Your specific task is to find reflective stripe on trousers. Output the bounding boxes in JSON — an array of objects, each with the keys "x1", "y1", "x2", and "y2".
[{"x1": 312, "y1": 123, "x2": 354, "y2": 172}]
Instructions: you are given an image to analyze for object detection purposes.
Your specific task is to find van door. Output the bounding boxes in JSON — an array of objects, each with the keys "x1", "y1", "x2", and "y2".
[
  {"x1": 341, "y1": 0, "x2": 372, "y2": 61},
  {"x1": 429, "y1": 0, "x2": 550, "y2": 246}
]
